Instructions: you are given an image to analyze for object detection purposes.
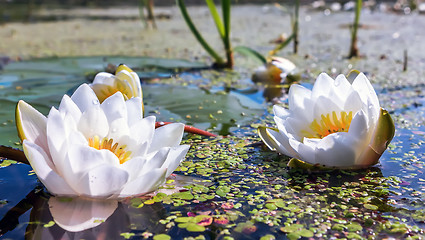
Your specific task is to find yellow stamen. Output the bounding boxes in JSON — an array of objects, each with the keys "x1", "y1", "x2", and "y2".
[
  {"x1": 302, "y1": 111, "x2": 353, "y2": 139},
  {"x1": 88, "y1": 136, "x2": 132, "y2": 164}
]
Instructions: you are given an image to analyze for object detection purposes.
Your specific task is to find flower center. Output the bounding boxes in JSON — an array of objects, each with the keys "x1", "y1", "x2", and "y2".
[
  {"x1": 88, "y1": 135, "x2": 132, "y2": 164},
  {"x1": 301, "y1": 111, "x2": 353, "y2": 139}
]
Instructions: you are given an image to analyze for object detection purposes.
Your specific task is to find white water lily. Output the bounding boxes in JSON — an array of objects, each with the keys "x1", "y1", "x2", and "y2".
[
  {"x1": 259, "y1": 72, "x2": 395, "y2": 168},
  {"x1": 89, "y1": 64, "x2": 142, "y2": 103},
  {"x1": 252, "y1": 57, "x2": 296, "y2": 84},
  {"x1": 16, "y1": 84, "x2": 189, "y2": 199}
]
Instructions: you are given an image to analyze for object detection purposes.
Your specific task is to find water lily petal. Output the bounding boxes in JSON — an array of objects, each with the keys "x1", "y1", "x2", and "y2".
[
  {"x1": 101, "y1": 91, "x2": 127, "y2": 120},
  {"x1": 58, "y1": 94, "x2": 82, "y2": 122},
  {"x1": 148, "y1": 123, "x2": 184, "y2": 153},
  {"x1": 288, "y1": 138, "x2": 317, "y2": 164},
  {"x1": 352, "y1": 73, "x2": 379, "y2": 109},
  {"x1": 142, "y1": 147, "x2": 170, "y2": 175},
  {"x1": 23, "y1": 141, "x2": 77, "y2": 196},
  {"x1": 266, "y1": 127, "x2": 299, "y2": 158},
  {"x1": 311, "y1": 73, "x2": 334, "y2": 100},
  {"x1": 77, "y1": 164, "x2": 129, "y2": 198},
  {"x1": 93, "y1": 72, "x2": 115, "y2": 84},
  {"x1": 314, "y1": 133, "x2": 358, "y2": 167},
  {"x1": 46, "y1": 107, "x2": 68, "y2": 175},
  {"x1": 126, "y1": 97, "x2": 145, "y2": 126},
  {"x1": 273, "y1": 105, "x2": 290, "y2": 119},
  {"x1": 15, "y1": 100, "x2": 48, "y2": 153},
  {"x1": 119, "y1": 167, "x2": 167, "y2": 198},
  {"x1": 288, "y1": 84, "x2": 313, "y2": 121},
  {"x1": 71, "y1": 84, "x2": 101, "y2": 113},
  {"x1": 77, "y1": 105, "x2": 109, "y2": 139},
  {"x1": 120, "y1": 156, "x2": 147, "y2": 181},
  {"x1": 129, "y1": 116, "x2": 156, "y2": 147},
  {"x1": 60, "y1": 145, "x2": 121, "y2": 195},
  {"x1": 163, "y1": 145, "x2": 190, "y2": 177}
]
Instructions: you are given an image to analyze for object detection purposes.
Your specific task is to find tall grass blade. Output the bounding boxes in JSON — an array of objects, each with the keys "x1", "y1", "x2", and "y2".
[
  {"x1": 234, "y1": 46, "x2": 267, "y2": 65},
  {"x1": 205, "y1": 0, "x2": 225, "y2": 38},
  {"x1": 222, "y1": 0, "x2": 233, "y2": 67},
  {"x1": 177, "y1": 0, "x2": 225, "y2": 64}
]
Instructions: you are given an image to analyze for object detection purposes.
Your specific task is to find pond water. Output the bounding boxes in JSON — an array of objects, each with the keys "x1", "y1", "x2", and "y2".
[{"x1": 1, "y1": 5, "x2": 425, "y2": 240}]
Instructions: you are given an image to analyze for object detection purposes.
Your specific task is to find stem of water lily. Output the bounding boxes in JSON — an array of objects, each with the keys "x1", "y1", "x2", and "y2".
[{"x1": 155, "y1": 122, "x2": 217, "y2": 137}]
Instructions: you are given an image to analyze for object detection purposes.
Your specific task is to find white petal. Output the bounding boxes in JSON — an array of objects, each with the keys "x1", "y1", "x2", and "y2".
[
  {"x1": 101, "y1": 91, "x2": 127, "y2": 124},
  {"x1": 58, "y1": 94, "x2": 82, "y2": 123},
  {"x1": 76, "y1": 164, "x2": 129, "y2": 198},
  {"x1": 343, "y1": 90, "x2": 363, "y2": 113},
  {"x1": 23, "y1": 141, "x2": 77, "y2": 196},
  {"x1": 288, "y1": 84, "x2": 314, "y2": 122},
  {"x1": 148, "y1": 123, "x2": 184, "y2": 154},
  {"x1": 120, "y1": 156, "x2": 147, "y2": 181},
  {"x1": 314, "y1": 133, "x2": 358, "y2": 167},
  {"x1": 163, "y1": 145, "x2": 190, "y2": 177},
  {"x1": 92, "y1": 72, "x2": 115, "y2": 85},
  {"x1": 265, "y1": 128, "x2": 299, "y2": 158},
  {"x1": 49, "y1": 197, "x2": 118, "y2": 232},
  {"x1": 129, "y1": 116, "x2": 156, "y2": 146},
  {"x1": 126, "y1": 97, "x2": 145, "y2": 126},
  {"x1": 61, "y1": 145, "x2": 121, "y2": 195},
  {"x1": 119, "y1": 168, "x2": 167, "y2": 198},
  {"x1": 288, "y1": 138, "x2": 317, "y2": 164},
  {"x1": 328, "y1": 74, "x2": 353, "y2": 109},
  {"x1": 46, "y1": 107, "x2": 68, "y2": 176},
  {"x1": 273, "y1": 105, "x2": 290, "y2": 119},
  {"x1": 71, "y1": 84, "x2": 101, "y2": 113},
  {"x1": 313, "y1": 96, "x2": 342, "y2": 120},
  {"x1": 77, "y1": 106, "x2": 109, "y2": 139},
  {"x1": 311, "y1": 73, "x2": 334, "y2": 100},
  {"x1": 142, "y1": 147, "x2": 170, "y2": 175},
  {"x1": 351, "y1": 73, "x2": 380, "y2": 109},
  {"x1": 16, "y1": 100, "x2": 48, "y2": 154}
]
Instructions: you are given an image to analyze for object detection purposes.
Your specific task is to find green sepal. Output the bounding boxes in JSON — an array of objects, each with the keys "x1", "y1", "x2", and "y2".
[
  {"x1": 257, "y1": 126, "x2": 280, "y2": 151},
  {"x1": 369, "y1": 108, "x2": 395, "y2": 155},
  {"x1": 287, "y1": 158, "x2": 331, "y2": 171}
]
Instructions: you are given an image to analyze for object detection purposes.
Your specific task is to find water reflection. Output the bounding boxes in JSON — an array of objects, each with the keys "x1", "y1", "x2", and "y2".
[{"x1": 0, "y1": 187, "x2": 170, "y2": 239}]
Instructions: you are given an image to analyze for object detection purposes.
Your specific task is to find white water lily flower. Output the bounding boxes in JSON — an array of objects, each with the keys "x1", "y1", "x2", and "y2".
[
  {"x1": 259, "y1": 72, "x2": 395, "y2": 168},
  {"x1": 252, "y1": 57, "x2": 296, "y2": 84},
  {"x1": 16, "y1": 84, "x2": 189, "y2": 199},
  {"x1": 89, "y1": 64, "x2": 142, "y2": 103}
]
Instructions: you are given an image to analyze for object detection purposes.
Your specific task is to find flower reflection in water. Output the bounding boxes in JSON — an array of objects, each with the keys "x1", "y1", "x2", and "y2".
[
  {"x1": 48, "y1": 197, "x2": 118, "y2": 232},
  {"x1": 24, "y1": 194, "x2": 168, "y2": 239}
]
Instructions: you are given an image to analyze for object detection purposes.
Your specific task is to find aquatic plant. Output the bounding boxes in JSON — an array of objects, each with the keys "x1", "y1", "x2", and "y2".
[
  {"x1": 177, "y1": 0, "x2": 233, "y2": 68},
  {"x1": 259, "y1": 72, "x2": 395, "y2": 168},
  {"x1": 349, "y1": 0, "x2": 362, "y2": 58},
  {"x1": 15, "y1": 84, "x2": 189, "y2": 199}
]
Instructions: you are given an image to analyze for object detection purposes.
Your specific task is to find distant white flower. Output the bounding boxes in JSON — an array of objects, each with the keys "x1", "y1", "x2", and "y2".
[
  {"x1": 252, "y1": 57, "x2": 296, "y2": 84},
  {"x1": 259, "y1": 72, "x2": 395, "y2": 168},
  {"x1": 89, "y1": 64, "x2": 142, "y2": 103},
  {"x1": 16, "y1": 84, "x2": 189, "y2": 199}
]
